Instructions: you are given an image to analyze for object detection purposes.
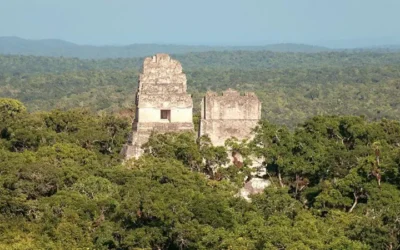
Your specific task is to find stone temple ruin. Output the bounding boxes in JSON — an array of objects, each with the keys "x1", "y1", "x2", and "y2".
[
  {"x1": 122, "y1": 53, "x2": 261, "y2": 160},
  {"x1": 199, "y1": 89, "x2": 261, "y2": 146},
  {"x1": 121, "y1": 54, "x2": 194, "y2": 159}
]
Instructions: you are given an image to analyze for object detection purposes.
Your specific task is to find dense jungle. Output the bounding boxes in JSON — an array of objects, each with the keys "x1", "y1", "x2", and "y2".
[{"x1": 1, "y1": 49, "x2": 400, "y2": 249}]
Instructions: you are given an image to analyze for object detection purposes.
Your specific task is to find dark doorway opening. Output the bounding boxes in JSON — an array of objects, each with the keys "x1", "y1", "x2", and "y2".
[{"x1": 161, "y1": 110, "x2": 171, "y2": 121}]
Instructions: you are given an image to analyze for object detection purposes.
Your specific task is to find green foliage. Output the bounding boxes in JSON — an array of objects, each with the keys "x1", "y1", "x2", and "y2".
[
  {"x1": 1, "y1": 49, "x2": 400, "y2": 248},
  {"x1": 0, "y1": 98, "x2": 26, "y2": 119},
  {"x1": 142, "y1": 132, "x2": 203, "y2": 171},
  {"x1": 2, "y1": 51, "x2": 400, "y2": 128},
  {"x1": 1, "y1": 101, "x2": 399, "y2": 248}
]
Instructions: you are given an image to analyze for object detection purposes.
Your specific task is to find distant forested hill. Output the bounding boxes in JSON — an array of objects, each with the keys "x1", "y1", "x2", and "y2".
[
  {"x1": 2, "y1": 50, "x2": 400, "y2": 75},
  {"x1": 0, "y1": 36, "x2": 331, "y2": 59},
  {"x1": 1, "y1": 50, "x2": 400, "y2": 128}
]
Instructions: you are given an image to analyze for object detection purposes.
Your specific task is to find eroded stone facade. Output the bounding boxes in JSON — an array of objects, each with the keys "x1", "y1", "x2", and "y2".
[
  {"x1": 199, "y1": 89, "x2": 261, "y2": 146},
  {"x1": 122, "y1": 53, "x2": 262, "y2": 160},
  {"x1": 121, "y1": 54, "x2": 194, "y2": 159}
]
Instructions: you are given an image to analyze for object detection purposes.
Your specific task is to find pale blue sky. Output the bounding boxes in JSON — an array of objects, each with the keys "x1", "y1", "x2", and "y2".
[{"x1": 0, "y1": 0, "x2": 399, "y2": 47}]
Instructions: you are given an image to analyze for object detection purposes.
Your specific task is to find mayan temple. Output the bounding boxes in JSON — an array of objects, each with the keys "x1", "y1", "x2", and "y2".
[
  {"x1": 199, "y1": 89, "x2": 261, "y2": 146},
  {"x1": 121, "y1": 54, "x2": 194, "y2": 159}
]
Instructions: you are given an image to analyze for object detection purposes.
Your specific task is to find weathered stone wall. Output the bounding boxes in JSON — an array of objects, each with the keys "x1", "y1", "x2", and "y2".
[
  {"x1": 137, "y1": 108, "x2": 192, "y2": 123},
  {"x1": 121, "y1": 54, "x2": 194, "y2": 159},
  {"x1": 137, "y1": 94, "x2": 192, "y2": 109},
  {"x1": 199, "y1": 89, "x2": 261, "y2": 146},
  {"x1": 139, "y1": 53, "x2": 187, "y2": 93},
  {"x1": 200, "y1": 120, "x2": 260, "y2": 146}
]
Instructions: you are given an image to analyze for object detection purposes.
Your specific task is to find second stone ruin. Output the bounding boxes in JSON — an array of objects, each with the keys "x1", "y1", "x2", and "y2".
[{"x1": 199, "y1": 88, "x2": 261, "y2": 146}]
